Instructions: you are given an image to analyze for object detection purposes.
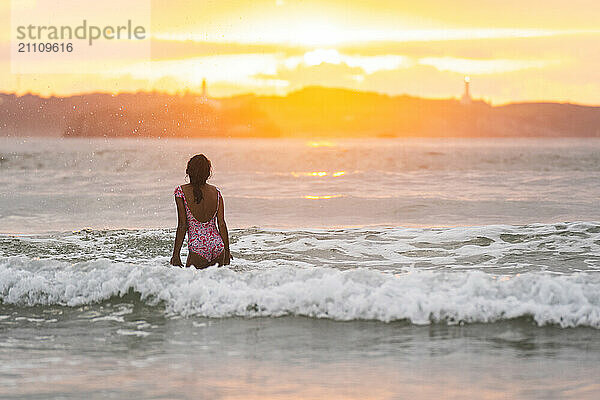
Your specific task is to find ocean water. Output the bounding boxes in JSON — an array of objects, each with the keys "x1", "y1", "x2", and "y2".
[{"x1": 1, "y1": 137, "x2": 600, "y2": 399}]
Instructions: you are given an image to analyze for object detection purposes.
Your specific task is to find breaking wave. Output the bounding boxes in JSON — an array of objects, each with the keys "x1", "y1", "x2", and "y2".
[{"x1": 1, "y1": 256, "x2": 599, "y2": 328}]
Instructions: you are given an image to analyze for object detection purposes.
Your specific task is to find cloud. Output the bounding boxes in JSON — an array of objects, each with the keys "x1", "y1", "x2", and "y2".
[
  {"x1": 256, "y1": 61, "x2": 468, "y2": 99},
  {"x1": 285, "y1": 49, "x2": 411, "y2": 74},
  {"x1": 150, "y1": 38, "x2": 305, "y2": 61},
  {"x1": 255, "y1": 62, "x2": 365, "y2": 90},
  {"x1": 249, "y1": 47, "x2": 600, "y2": 105},
  {"x1": 340, "y1": 32, "x2": 598, "y2": 57},
  {"x1": 419, "y1": 57, "x2": 559, "y2": 75}
]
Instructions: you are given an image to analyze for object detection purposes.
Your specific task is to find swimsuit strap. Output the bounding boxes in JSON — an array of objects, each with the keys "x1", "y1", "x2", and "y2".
[
  {"x1": 179, "y1": 185, "x2": 195, "y2": 220},
  {"x1": 178, "y1": 185, "x2": 188, "y2": 208},
  {"x1": 212, "y1": 188, "x2": 220, "y2": 220}
]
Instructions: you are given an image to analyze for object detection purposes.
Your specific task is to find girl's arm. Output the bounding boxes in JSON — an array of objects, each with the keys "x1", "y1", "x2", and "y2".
[
  {"x1": 216, "y1": 193, "x2": 232, "y2": 265},
  {"x1": 170, "y1": 196, "x2": 187, "y2": 266}
]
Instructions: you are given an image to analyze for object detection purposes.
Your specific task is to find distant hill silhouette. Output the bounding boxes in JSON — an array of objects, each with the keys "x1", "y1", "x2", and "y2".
[{"x1": 1, "y1": 87, "x2": 599, "y2": 138}]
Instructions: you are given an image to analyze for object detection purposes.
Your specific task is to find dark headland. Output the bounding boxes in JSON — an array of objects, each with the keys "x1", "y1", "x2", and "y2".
[{"x1": 1, "y1": 86, "x2": 599, "y2": 138}]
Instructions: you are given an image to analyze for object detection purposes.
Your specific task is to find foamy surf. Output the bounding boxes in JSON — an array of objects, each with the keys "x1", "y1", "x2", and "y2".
[{"x1": 1, "y1": 255, "x2": 599, "y2": 328}]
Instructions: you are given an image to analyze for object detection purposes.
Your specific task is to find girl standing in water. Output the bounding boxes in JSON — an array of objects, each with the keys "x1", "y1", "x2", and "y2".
[{"x1": 170, "y1": 154, "x2": 232, "y2": 268}]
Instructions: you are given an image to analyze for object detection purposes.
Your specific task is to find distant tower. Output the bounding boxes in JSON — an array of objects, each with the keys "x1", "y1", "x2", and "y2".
[
  {"x1": 196, "y1": 77, "x2": 221, "y2": 108},
  {"x1": 460, "y1": 76, "x2": 472, "y2": 105},
  {"x1": 201, "y1": 78, "x2": 207, "y2": 99}
]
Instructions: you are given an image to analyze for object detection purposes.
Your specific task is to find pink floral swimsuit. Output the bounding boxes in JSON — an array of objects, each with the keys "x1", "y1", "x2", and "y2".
[{"x1": 174, "y1": 185, "x2": 225, "y2": 262}]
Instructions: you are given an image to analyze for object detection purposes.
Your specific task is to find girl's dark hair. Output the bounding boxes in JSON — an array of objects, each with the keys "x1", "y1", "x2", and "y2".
[{"x1": 186, "y1": 154, "x2": 211, "y2": 203}]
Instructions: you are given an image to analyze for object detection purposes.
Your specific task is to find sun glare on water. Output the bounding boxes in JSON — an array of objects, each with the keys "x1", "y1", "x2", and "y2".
[
  {"x1": 306, "y1": 140, "x2": 336, "y2": 147},
  {"x1": 291, "y1": 171, "x2": 346, "y2": 177},
  {"x1": 303, "y1": 195, "x2": 342, "y2": 200}
]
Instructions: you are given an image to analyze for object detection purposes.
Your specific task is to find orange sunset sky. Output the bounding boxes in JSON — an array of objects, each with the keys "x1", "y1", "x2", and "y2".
[{"x1": 1, "y1": 0, "x2": 599, "y2": 105}]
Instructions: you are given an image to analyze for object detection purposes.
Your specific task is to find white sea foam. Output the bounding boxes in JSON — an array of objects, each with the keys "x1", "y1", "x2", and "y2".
[
  {"x1": 1, "y1": 256, "x2": 599, "y2": 328},
  {"x1": 3, "y1": 222, "x2": 600, "y2": 275}
]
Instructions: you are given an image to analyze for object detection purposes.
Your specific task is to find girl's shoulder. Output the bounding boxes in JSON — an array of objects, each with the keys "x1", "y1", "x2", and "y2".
[
  {"x1": 205, "y1": 183, "x2": 220, "y2": 193},
  {"x1": 173, "y1": 184, "x2": 186, "y2": 197}
]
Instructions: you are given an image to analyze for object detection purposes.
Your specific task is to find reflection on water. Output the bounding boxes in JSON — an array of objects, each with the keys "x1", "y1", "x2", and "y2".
[
  {"x1": 306, "y1": 140, "x2": 336, "y2": 147},
  {"x1": 303, "y1": 194, "x2": 342, "y2": 199},
  {"x1": 291, "y1": 170, "x2": 346, "y2": 177}
]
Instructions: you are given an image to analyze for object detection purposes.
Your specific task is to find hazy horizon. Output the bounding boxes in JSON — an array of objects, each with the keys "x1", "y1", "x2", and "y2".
[
  {"x1": 3, "y1": 84, "x2": 599, "y2": 108},
  {"x1": 1, "y1": 0, "x2": 600, "y2": 105}
]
